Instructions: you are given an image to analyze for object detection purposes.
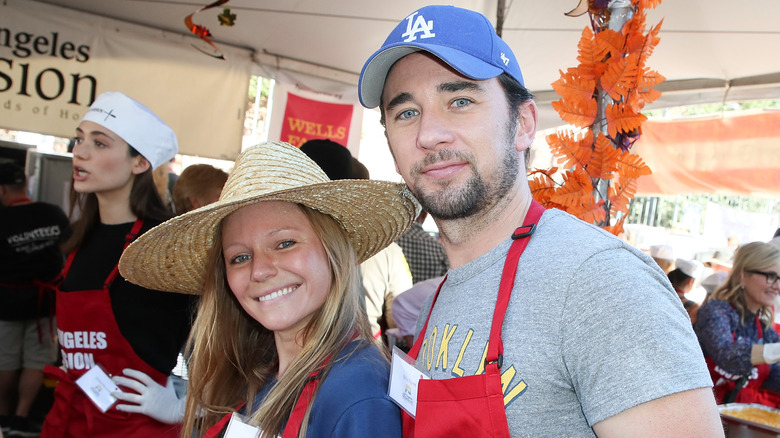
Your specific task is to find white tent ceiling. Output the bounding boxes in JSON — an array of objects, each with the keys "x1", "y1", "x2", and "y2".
[{"x1": 30, "y1": 0, "x2": 780, "y2": 131}]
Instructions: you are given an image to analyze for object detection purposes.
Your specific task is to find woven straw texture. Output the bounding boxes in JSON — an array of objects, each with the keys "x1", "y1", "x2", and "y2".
[{"x1": 118, "y1": 141, "x2": 420, "y2": 295}]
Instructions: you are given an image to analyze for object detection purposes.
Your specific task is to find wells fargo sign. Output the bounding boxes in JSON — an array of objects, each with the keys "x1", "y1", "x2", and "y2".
[{"x1": 280, "y1": 93, "x2": 353, "y2": 147}]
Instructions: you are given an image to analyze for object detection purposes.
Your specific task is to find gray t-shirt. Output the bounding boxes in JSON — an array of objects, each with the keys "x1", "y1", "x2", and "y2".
[{"x1": 414, "y1": 209, "x2": 711, "y2": 437}]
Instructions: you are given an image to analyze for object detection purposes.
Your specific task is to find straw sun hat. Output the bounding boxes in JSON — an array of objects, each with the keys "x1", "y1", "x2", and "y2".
[{"x1": 118, "y1": 141, "x2": 421, "y2": 295}]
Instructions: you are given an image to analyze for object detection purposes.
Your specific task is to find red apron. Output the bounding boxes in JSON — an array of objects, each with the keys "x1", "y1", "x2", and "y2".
[
  {"x1": 707, "y1": 313, "x2": 780, "y2": 407},
  {"x1": 401, "y1": 201, "x2": 544, "y2": 438},
  {"x1": 204, "y1": 365, "x2": 326, "y2": 438},
  {"x1": 41, "y1": 219, "x2": 181, "y2": 438}
]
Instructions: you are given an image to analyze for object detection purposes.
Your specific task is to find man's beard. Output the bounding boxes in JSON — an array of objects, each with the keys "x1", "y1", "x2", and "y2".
[{"x1": 410, "y1": 123, "x2": 519, "y2": 221}]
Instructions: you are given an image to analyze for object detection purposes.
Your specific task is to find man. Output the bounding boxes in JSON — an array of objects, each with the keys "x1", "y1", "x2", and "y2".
[
  {"x1": 358, "y1": 5, "x2": 723, "y2": 437},
  {"x1": 396, "y1": 211, "x2": 449, "y2": 283},
  {"x1": 0, "y1": 162, "x2": 70, "y2": 437}
]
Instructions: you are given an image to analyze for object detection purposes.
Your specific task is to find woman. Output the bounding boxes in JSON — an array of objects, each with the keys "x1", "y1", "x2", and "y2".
[
  {"x1": 695, "y1": 241, "x2": 780, "y2": 407},
  {"x1": 41, "y1": 92, "x2": 194, "y2": 437},
  {"x1": 118, "y1": 141, "x2": 418, "y2": 437},
  {"x1": 668, "y1": 258, "x2": 704, "y2": 324}
]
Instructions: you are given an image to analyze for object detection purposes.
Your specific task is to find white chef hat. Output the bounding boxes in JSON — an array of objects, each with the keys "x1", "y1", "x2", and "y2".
[
  {"x1": 81, "y1": 92, "x2": 178, "y2": 170},
  {"x1": 676, "y1": 258, "x2": 704, "y2": 280},
  {"x1": 649, "y1": 244, "x2": 674, "y2": 261}
]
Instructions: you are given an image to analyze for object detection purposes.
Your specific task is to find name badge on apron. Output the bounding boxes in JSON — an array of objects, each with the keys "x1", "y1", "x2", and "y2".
[
  {"x1": 224, "y1": 412, "x2": 262, "y2": 438},
  {"x1": 75, "y1": 364, "x2": 121, "y2": 413},
  {"x1": 388, "y1": 346, "x2": 429, "y2": 418}
]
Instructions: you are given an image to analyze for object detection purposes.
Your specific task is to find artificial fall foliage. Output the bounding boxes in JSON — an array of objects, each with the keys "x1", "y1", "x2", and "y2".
[{"x1": 531, "y1": 0, "x2": 662, "y2": 236}]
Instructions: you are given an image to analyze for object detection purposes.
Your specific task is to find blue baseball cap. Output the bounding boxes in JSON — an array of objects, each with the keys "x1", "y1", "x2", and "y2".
[{"x1": 359, "y1": 5, "x2": 524, "y2": 109}]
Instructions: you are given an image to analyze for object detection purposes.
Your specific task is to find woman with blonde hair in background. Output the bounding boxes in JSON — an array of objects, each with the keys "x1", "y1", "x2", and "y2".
[
  {"x1": 119, "y1": 141, "x2": 417, "y2": 437},
  {"x1": 695, "y1": 241, "x2": 780, "y2": 407}
]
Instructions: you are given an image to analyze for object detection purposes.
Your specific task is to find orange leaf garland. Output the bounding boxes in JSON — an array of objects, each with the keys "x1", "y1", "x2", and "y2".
[
  {"x1": 602, "y1": 214, "x2": 627, "y2": 236},
  {"x1": 551, "y1": 169, "x2": 593, "y2": 209},
  {"x1": 535, "y1": 1, "x2": 661, "y2": 230},
  {"x1": 617, "y1": 151, "x2": 652, "y2": 178},
  {"x1": 608, "y1": 176, "x2": 638, "y2": 214},
  {"x1": 639, "y1": 69, "x2": 665, "y2": 89},
  {"x1": 551, "y1": 70, "x2": 597, "y2": 103},
  {"x1": 587, "y1": 134, "x2": 620, "y2": 180},
  {"x1": 528, "y1": 169, "x2": 558, "y2": 206},
  {"x1": 552, "y1": 97, "x2": 598, "y2": 128},
  {"x1": 634, "y1": 21, "x2": 663, "y2": 69},
  {"x1": 605, "y1": 102, "x2": 647, "y2": 138},
  {"x1": 600, "y1": 53, "x2": 640, "y2": 100},
  {"x1": 570, "y1": 197, "x2": 607, "y2": 225},
  {"x1": 595, "y1": 29, "x2": 625, "y2": 60},
  {"x1": 577, "y1": 27, "x2": 609, "y2": 79},
  {"x1": 547, "y1": 129, "x2": 593, "y2": 170}
]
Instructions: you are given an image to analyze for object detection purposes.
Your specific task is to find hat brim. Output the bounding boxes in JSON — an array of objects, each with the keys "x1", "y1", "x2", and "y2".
[
  {"x1": 119, "y1": 179, "x2": 419, "y2": 295},
  {"x1": 359, "y1": 43, "x2": 504, "y2": 108},
  {"x1": 704, "y1": 259, "x2": 733, "y2": 269}
]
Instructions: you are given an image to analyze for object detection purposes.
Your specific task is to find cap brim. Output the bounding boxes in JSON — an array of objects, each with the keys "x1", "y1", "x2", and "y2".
[
  {"x1": 359, "y1": 43, "x2": 504, "y2": 108},
  {"x1": 119, "y1": 180, "x2": 419, "y2": 295}
]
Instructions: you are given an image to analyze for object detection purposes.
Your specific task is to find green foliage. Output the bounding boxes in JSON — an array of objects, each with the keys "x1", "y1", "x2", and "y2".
[
  {"x1": 247, "y1": 76, "x2": 270, "y2": 101},
  {"x1": 628, "y1": 194, "x2": 780, "y2": 231}
]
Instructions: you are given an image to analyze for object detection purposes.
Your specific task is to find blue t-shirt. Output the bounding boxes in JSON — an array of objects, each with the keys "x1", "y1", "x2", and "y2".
[{"x1": 249, "y1": 340, "x2": 401, "y2": 437}]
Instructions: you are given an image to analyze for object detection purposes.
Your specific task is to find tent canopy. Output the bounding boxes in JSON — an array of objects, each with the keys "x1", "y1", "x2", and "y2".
[{"x1": 30, "y1": 0, "x2": 780, "y2": 131}]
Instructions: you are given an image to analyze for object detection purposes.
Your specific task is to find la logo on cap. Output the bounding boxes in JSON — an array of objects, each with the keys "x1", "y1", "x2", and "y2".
[{"x1": 402, "y1": 11, "x2": 435, "y2": 42}]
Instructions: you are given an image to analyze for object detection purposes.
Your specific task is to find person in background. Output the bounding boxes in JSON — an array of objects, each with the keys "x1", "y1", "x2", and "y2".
[
  {"x1": 389, "y1": 275, "x2": 444, "y2": 349},
  {"x1": 299, "y1": 139, "x2": 413, "y2": 340},
  {"x1": 396, "y1": 211, "x2": 449, "y2": 284},
  {"x1": 668, "y1": 258, "x2": 704, "y2": 324},
  {"x1": 171, "y1": 164, "x2": 228, "y2": 215},
  {"x1": 701, "y1": 250, "x2": 733, "y2": 296},
  {"x1": 649, "y1": 244, "x2": 675, "y2": 274},
  {"x1": 0, "y1": 163, "x2": 71, "y2": 437},
  {"x1": 358, "y1": 5, "x2": 722, "y2": 436},
  {"x1": 118, "y1": 141, "x2": 416, "y2": 437},
  {"x1": 695, "y1": 241, "x2": 780, "y2": 407},
  {"x1": 40, "y1": 91, "x2": 194, "y2": 438}
]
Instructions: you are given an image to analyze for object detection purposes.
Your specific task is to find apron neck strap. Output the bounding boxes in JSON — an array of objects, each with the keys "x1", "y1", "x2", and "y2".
[
  {"x1": 408, "y1": 201, "x2": 546, "y2": 363},
  {"x1": 485, "y1": 201, "x2": 545, "y2": 366}
]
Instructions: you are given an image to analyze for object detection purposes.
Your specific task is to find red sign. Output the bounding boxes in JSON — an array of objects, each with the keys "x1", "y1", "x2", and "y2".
[{"x1": 280, "y1": 93, "x2": 353, "y2": 147}]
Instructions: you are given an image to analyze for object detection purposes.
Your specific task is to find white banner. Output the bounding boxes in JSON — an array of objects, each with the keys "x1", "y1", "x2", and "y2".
[{"x1": 1, "y1": 0, "x2": 251, "y2": 161}]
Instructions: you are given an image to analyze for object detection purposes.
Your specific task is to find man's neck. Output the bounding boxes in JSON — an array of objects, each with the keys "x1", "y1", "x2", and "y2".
[
  {"x1": 435, "y1": 183, "x2": 533, "y2": 269},
  {"x1": 2, "y1": 191, "x2": 32, "y2": 206}
]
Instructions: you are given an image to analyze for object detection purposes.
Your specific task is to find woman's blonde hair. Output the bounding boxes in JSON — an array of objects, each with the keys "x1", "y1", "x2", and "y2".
[
  {"x1": 181, "y1": 203, "x2": 373, "y2": 438},
  {"x1": 710, "y1": 241, "x2": 780, "y2": 328}
]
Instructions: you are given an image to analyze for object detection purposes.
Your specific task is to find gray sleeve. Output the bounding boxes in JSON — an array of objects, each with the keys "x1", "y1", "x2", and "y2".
[{"x1": 560, "y1": 247, "x2": 712, "y2": 426}]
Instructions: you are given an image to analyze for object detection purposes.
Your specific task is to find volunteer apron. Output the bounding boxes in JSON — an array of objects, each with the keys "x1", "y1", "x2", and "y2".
[
  {"x1": 402, "y1": 201, "x2": 544, "y2": 438},
  {"x1": 204, "y1": 361, "x2": 328, "y2": 438},
  {"x1": 41, "y1": 219, "x2": 181, "y2": 438},
  {"x1": 706, "y1": 313, "x2": 780, "y2": 407}
]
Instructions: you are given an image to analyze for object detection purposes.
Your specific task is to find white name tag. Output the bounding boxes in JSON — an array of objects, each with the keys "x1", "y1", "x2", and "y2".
[
  {"x1": 224, "y1": 412, "x2": 261, "y2": 438},
  {"x1": 75, "y1": 365, "x2": 121, "y2": 413},
  {"x1": 388, "y1": 346, "x2": 429, "y2": 418}
]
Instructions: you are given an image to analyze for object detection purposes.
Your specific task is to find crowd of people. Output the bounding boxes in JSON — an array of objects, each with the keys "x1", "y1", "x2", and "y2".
[{"x1": 2, "y1": 4, "x2": 780, "y2": 438}]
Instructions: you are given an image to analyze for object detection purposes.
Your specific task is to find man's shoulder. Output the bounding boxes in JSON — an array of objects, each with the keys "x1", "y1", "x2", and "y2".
[{"x1": 534, "y1": 208, "x2": 626, "y2": 253}]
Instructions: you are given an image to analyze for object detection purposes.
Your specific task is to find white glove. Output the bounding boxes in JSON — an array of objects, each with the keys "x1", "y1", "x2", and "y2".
[
  {"x1": 763, "y1": 343, "x2": 780, "y2": 364},
  {"x1": 111, "y1": 368, "x2": 186, "y2": 424}
]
